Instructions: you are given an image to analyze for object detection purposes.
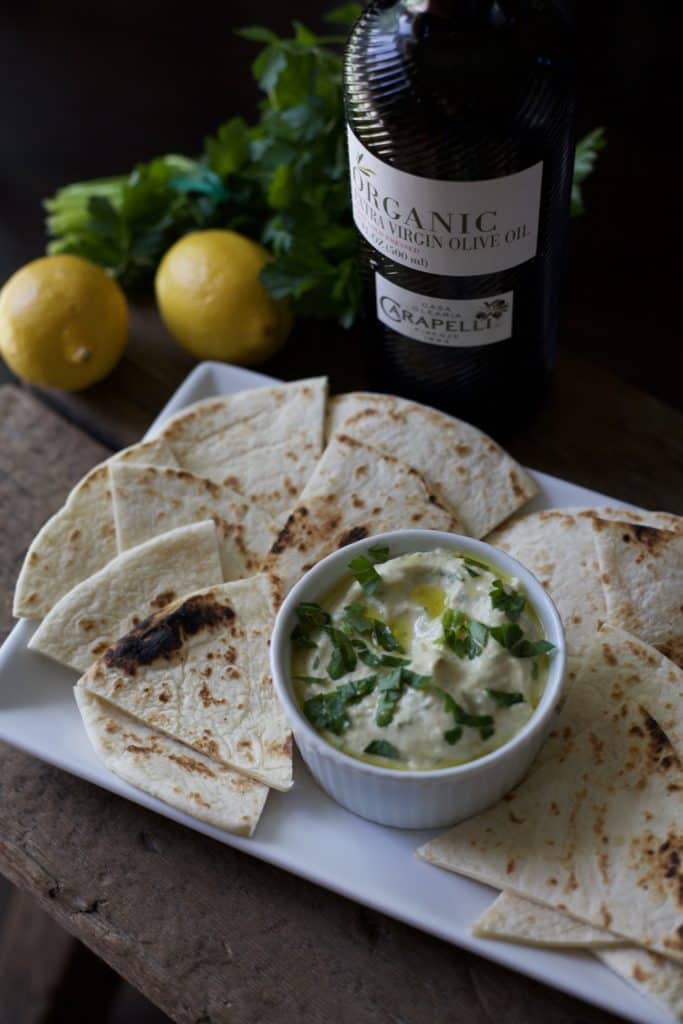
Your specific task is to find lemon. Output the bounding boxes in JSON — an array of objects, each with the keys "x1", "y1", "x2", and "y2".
[
  {"x1": 155, "y1": 230, "x2": 292, "y2": 365},
  {"x1": 0, "y1": 254, "x2": 128, "y2": 391}
]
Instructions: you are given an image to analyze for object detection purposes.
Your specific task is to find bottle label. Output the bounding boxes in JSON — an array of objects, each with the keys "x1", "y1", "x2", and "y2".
[
  {"x1": 375, "y1": 273, "x2": 513, "y2": 348},
  {"x1": 348, "y1": 128, "x2": 543, "y2": 277}
]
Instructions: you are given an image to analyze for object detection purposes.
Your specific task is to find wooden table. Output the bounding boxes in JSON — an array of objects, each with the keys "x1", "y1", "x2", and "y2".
[{"x1": 1, "y1": 315, "x2": 682, "y2": 1024}]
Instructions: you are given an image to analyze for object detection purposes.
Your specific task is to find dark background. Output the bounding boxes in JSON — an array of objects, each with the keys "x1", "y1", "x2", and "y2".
[{"x1": 0, "y1": 0, "x2": 680, "y2": 409}]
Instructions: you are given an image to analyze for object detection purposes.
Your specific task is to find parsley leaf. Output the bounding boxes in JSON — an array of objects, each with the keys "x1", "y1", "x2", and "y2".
[
  {"x1": 364, "y1": 739, "x2": 401, "y2": 759},
  {"x1": 302, "y1": 675, "x2": 376, "y2": 734},
  {"x1": 489, "y1": 579, "x2": 526, "y2": 622},
  {"x1": 367, "y1": 545, "x2": 390, "y2": 563},
  {"x1": 486, "y1": 688, "x2": 525, "y2": 707},
  {"x1": 358, "y1": 649, "x2": 408, "y2": 668},
  {"x1": 296, "y1": 602, "x2": 330, "y2": 628},
  {"x1": 341, "y1": 602, "x2": 375, "y2": 635},
  {"x1": 347, "y1": 555, "x2": 382, "y2": 595},
  {"x1": 323, "y1": 626, "x2": 357, "y2": 679},
  {"x1": 293, "y1": 675, "x2": 327, "y2": 686},
  {"x1": 444, "y1": 726, "x2": 463, "y2": 745},
  {"x1": 442, "y1": 609, "x2": 489, "y2": 659},
  {"x1": 375, "y1": 666, "x2": 404, "y2": 726},
  {"x1": 490, "y1": 623, "x2": 555, "y2": 658},
  {"x1": 291, "y1": 625, "x2": 316, "y2": 649},
  {"x1": 372, "y1": 621, "x2": 403, "y2": 652}
]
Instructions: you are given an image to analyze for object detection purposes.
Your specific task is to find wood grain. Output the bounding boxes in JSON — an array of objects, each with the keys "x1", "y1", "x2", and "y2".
[{"x1": 0, "y1": 384, "x2": 636, "y2": 1023}]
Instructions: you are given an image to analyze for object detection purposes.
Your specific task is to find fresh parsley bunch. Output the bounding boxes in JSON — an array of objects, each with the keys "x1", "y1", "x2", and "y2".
[{"x1": 44, "y1": 4, "x2": 605, "y2": 328}]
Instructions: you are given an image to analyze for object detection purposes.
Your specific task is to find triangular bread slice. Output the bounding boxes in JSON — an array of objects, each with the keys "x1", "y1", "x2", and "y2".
[
  {"x1": 79, "y1": 576, "x2": 292, "y2": 790},
  {"x1": 111, "y1": 463, "x2": 278, "y2": 580},
  {"x1": 29, "y1": 521, "x2": 224, "y2": 672},
  {"x1": 262, "y1": 434, "x2": 461, "y2": 597},
  {"x1": 76, "y1": 688, "x2": 268, "y2": 836},
  {"x1": 593, "y1": 516, "x2": 683, "y2": 666},
  {"x1": 157, "y1": 377, "x2": 327, "y2": 518},
  {"x1": 486, "y1": 505, "x2": 680, "y2": 655},
  {"x1": 13, "y1": 437, "x2": 178, "y2": 619},
  {"x1": 326, "y1": 391, "x2": 536, "y2": 537},
  {"x1": 418, "y1": 635, "x2": 683, "y2": 961}
]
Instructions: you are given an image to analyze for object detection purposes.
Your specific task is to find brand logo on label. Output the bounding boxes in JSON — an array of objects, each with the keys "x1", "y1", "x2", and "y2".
[{"x1": 375, "y1": 274, "x2": 513, "y2": 349}]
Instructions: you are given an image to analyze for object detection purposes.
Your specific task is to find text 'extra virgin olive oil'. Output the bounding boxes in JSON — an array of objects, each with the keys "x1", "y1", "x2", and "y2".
[{"x1": 344, "y1": 0, "x2": 575, "y2": 431}]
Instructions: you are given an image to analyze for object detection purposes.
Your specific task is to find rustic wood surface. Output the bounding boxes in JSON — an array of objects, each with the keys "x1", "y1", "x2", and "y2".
[{"x1": 0, "y1": 350, "x2": 681, "y2": 1023}]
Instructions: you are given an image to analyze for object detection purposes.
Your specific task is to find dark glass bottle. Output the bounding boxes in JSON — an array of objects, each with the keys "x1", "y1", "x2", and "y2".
[{"x1": 344, "y1": 0, "x2": 575, "y2": 431}]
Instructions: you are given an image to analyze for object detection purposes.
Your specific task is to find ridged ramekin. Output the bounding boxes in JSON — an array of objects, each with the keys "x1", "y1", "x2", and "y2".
[{"x1": 271, "y1": 529, "x2": 566, "y2": 830}]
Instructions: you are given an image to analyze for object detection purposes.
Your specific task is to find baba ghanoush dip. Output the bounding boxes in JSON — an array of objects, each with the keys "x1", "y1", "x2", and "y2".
[{"x1": 290, "y1": 547, "x2": 555, "y2": 770}]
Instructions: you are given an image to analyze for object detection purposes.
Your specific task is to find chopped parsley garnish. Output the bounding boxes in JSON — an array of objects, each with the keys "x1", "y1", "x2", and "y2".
[
  {"x1": 487, "y1": 688, "x2": 525, "y2": 707},
  {"x1": 322, "y1": 626, "x2": 357, "y2": 679},
  {"x1": 293, "y1": 675, "x2": 328, "y2": 686},
  {"x1": 434, "y1": 685, "x2": 495, "y2": 739},
  {"x1": 490, "y1": 623, "x2": 555, "y2": 658},
  {"x1": 489, "y1": 579, "x2": 526, "y2": 622},
  {"x1": 375, "y1": 666, "x2": 404, "y2": 727},
  {"x1": 372, "y1": 620, "x2": 403, "y2": 652},
  {"x1": 341, "y1": 602, "x2": 375, "y2": 635},
  {"x1": 296, "y1": 602, "x2": 331, "y2": 628},
  {"x1": 303, "y1": 676, "x2": 376, "y2": 735},
  {"x1": 442, "y1": 609, "x2": 489, "y2": 659},
  {"x1": 291, "y1": 625, "x2": 317, "y2": 649},
  {"x1": 462, "y1": 556, "x2": 490, "y2": 578},
  {"x1": 364, "y1": 739, "x2": 400, "y2": 759},
  {"x1": 401, "y1": 669, "x2": 432, "y2": 691},
  {"x1": 358, "y1": 649, "x2": 408, "y2": 668},
  {"x1": 347, "y1": 555, "x2": 382, "y2": 595},
  {"x1": 444, "y1": 726, "x2": 463, "y2": 745},
  {"x1": 348, "y1": 545, "x2": 391, "y2": 595}
]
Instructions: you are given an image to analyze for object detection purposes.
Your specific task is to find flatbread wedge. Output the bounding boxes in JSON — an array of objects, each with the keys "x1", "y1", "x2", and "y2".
[
  {"x1": 473, "y1": 891, "x2": 624, "y2": 948},
  {"x1": 474, "y1": 892, "x2": 683, "y2": 1021},
  {"x1": 418, "y1": 635, "x2": 683, "y2": 961},
  {"x1": 486, "y1": 505, "x2": 679, "y2": 655},
  {"x1": 79, "y1": 575, "x2": 292, "y2": 790},
  {"x1": 157, "y1": 377, "x2": 327, "y2": 518},
  {"x1": 29, "y1": 521, "x2": 224, "y2": 673},
  {"x1": 111, "y1": 463, "x2": 278, "y2": 580},
  {"x1": 76, "y1": 688, "x2": 268, "y2": 836},
  {"x1": 262, "y1": 434, "x2": 461, "y2": 597},
  {"x1": 593, "y1": 517, "x2": 683, "y2": 667},
  {"x1": 13, "y1": 437, "x2": 178, "y2": 619},
  {"x1": 326, "y1": 391, "x2": 536, "y2": 537}
]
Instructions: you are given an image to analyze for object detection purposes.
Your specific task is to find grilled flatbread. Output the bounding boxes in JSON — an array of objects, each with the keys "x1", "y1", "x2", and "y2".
[
  {"x1": 594, "y1": 517, "x2": 683, "y2": 667},
  {"x1": 474, "y1": 893, "x2": 683, "y2": 1020},
  {"x1": 13, "y1": 437, "x2": 178, "y2": 619},
  {"x1": 157, "y1": 377, "x2": 327, "y2": 518},
  {"x1": 111, "y1": 463, "x2": 278, "y2": 580},
  {"x1": 326, "y1": 391, "x2": 536, "y2": 537},
  {"x1": 418, "y1": 635, "x2": 683, "y2": 961},
  {"x1": 262, "y1": 434, "x2": 461, "y2": 597},
  {"x1": 79, "y1": 575, "x2": 292, "y2": 790},
  {"x1": 486, "y1": 505, "x2": 680, "y2": 655},
  {"x1": 29, "y1": 521, "x2": 224, "y2": 673},
  {"x1": 473, "y1": 891, "x2": 623, "y2": 948},
  {"x1": 76, "y1": 688, "x2": 268, "y2": 836}
]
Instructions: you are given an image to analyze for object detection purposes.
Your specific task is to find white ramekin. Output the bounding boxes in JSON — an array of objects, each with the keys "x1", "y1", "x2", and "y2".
[{"x1": 270, "y1": 529, "x2": 566, "y2": 830}]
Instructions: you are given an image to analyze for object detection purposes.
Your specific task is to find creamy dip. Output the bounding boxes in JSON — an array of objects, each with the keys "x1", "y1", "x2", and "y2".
[{"x1": 291, "y1": 547, "x2": 554, "y2": 770}]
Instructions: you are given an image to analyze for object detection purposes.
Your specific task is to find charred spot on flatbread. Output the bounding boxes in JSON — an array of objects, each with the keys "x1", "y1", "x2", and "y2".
[{"x1": 105, "y1": 595, "x2": 236, "y2": 675}]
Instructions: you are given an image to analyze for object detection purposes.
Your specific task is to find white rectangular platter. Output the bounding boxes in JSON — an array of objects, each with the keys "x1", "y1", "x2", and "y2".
[{"x1": 0, "y1": 361, "x2": 668, "y2": 1024}]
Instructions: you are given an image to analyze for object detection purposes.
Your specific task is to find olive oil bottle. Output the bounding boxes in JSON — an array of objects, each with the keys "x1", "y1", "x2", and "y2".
[{"x1": 344, "y1": 0, "x2": 575, "y2": 429}]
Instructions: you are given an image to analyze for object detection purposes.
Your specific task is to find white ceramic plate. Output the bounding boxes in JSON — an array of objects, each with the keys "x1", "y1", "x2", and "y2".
[{"x1": 0, "y1": 361, "x2": 667, "y2": 1024}]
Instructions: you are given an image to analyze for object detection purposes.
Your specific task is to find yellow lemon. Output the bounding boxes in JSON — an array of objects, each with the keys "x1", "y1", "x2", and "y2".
[
  {"x1": 0, "y1": 254, "x2": 128, "y2": 391},
  {"x1": 155, "y1": 230, "x2": 292, "y2": 365}
]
